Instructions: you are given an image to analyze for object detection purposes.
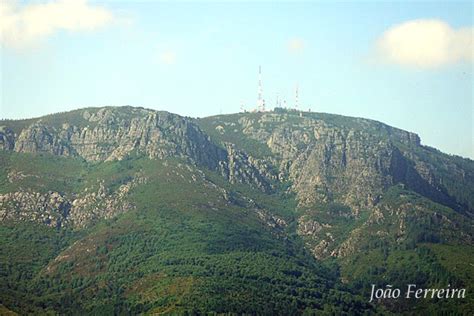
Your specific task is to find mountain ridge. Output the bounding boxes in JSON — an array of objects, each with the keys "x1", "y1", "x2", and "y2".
[{"x1": 1, "y1": 105, "x2": 473, "y2": 314}]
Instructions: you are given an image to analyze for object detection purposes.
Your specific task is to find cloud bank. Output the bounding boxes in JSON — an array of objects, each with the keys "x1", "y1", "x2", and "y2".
[
  {"x1": 376, "y1": 19, "x2": 473, "y2": 68},
  {"x1": 0, "y1": 0, "x2": 115, "y2": 48}
]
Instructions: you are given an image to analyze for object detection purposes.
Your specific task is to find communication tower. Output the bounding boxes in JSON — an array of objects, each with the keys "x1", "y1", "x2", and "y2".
[
  {"x1": 257, "y1": 66, "x2": 265, "y2": 112},
  {"x1": 295, "y1": 84, "x2": 299, "y2": 110}
]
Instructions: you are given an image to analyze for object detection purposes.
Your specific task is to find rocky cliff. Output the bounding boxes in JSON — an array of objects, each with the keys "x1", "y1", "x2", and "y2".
[
  {"x1": 199, "y1": 110, "x2": 473, "y2": 215},
  {"x1": 2, "y1": 107, "x2": 226, "y2": 166},
  {"x1": 198, "y1": 109, "x2": 474, "y2": 261},
  {"x1": 2, "y1": 106, "x2": 473, "y2": 233}
]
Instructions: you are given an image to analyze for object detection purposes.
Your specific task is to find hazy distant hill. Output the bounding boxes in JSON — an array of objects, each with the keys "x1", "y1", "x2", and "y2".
[{"x1": 1, "y1": 106, "x2": 472, "y2": 314}]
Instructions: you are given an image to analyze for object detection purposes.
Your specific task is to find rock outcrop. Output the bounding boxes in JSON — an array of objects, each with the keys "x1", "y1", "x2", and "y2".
[
  {"x1": 0, "y1": 190, "x2": 71, "y2": 228},
  {"x1": 0, "y1": 173, "x2": 147, "y2": 228},
  {"x1": 4, "y1": 108, "x2": 226, "y2": 170},
  {"x1": 218, "y1": 143, "x2": 275, "y2": 193},
  {"x1": 197, "y1": 110, "x2": 474, "y2": 261},
  {"x1": 1, "y1": 107, "x2": 277, "y2": 193},
  {"x1": 200, "y1": 112, "x2": 473, "y2": 216},
  {"x1": 0, "y1": 126, "x2": 15, "y2": 150}
]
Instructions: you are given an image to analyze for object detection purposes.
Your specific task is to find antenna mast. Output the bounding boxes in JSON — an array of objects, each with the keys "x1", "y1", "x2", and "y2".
[
  {"x1": 295, "y1": 84, "x2": 299, "y2": 110},
  {"x1": 257, "y1": 66, "x2": 265, "y2": 112}
]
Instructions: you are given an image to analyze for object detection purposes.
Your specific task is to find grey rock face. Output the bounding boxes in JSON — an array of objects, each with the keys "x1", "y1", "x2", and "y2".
[
  {"x1": 0, "y1": 126, "x2": 16, "y2": 150},
  {"x1": 68, "y1": 175, "x2": 147, "y2": 228},
  {"x1": 0, "y1": 190, "x2": 71, "y2": 228},
  {"x1": 197, "y1": 110, "x2": 474, "y2": 261},
  {"x1": 297, "y1": 216, "x2": 331, "y2": 236},
  {"x1": 15, "y1": 123, "x2": 75, "y2": 156},
  {"x1": 219, "y1": 112, "x2": 473, "y2": 216},
  {"x1": 219, "y1": 143, "x2": 274, "y2": 192},
  {"x1": 5, "y1": 108, "x2": 227, "y2": 170},
  {"x1": 2, "y1": 107, "x2": 279, "y2": 193},
  {"x1": 232, "y1": 114, "x2": 412, "y2": 212},
  {"x1": 0, "y1": 173, "x2": 147, "y2": 228}
]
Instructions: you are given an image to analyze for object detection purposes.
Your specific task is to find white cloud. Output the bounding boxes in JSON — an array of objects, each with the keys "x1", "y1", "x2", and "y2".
[
  {"x1": 0, "y1": 0, "x2": 115, "y2": 48},
  {"x1": 376, "y1": 19, "x2": 473, "y2": 68},
  {"x1": 158, "y1": 50, "x2": 176, "y2": 65},
  {"x1": 288, "y1": 38, "x2": 305, "y2": 54}
]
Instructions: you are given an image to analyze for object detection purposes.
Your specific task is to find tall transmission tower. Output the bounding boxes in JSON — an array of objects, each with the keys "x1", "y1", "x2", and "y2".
[
  {"x1": 295, "y1": 84, "x2": 299, "y2": 110},
  {"x1": 257, "y1": 66, "x2": 265, "y2": 112}
]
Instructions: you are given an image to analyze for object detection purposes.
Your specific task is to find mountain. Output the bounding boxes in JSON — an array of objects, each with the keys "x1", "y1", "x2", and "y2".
[{"x1": 0, "y1": 106, "x2": 473, "y2": 315}]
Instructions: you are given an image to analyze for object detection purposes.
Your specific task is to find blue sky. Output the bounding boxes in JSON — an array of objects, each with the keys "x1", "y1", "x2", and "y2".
[{"x1": 1, "y1": 0, "x2": 473, "y2": 158}]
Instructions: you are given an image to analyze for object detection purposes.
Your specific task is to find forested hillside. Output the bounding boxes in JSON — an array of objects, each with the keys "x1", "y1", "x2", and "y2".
[{"x1": 0, "y1": 106, "x2": 472, "y2": 314}]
